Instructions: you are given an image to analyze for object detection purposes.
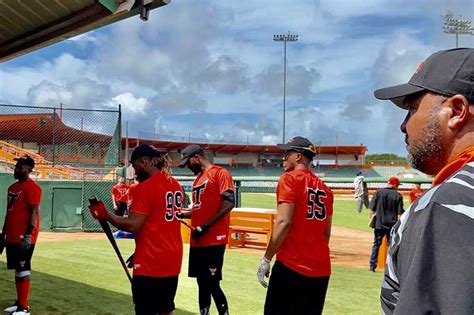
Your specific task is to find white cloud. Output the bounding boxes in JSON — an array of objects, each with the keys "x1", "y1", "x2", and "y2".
[
  {"x1": 111, "y1": 93, "x2": 150, "y2": 116},
  {"x1": 1, "y1": 0, "x2": 472, "y2": 155}
]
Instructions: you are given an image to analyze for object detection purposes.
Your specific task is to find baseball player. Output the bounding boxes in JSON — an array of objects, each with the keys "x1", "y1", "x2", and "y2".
[
  {"x1": 111, "y1": 176, "x2": 129, "y2": 216},
  {"x1": 89, "y1": 145, "x2": 184, "y2": 315},
  {"x1": 1, "y1": 156, "x2": 42, "y2": 315},
  {"x1": 257, "y1": 136, "x2": 334, "y2": 315},
  {"x1": 178, "y1": 144, "x2": 235, "y2": 315}
]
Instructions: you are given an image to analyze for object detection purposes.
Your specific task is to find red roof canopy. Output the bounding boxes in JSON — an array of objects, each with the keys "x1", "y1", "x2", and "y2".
[{"x1": 0, "y1": 113, "x2": 367, "y2": 156}]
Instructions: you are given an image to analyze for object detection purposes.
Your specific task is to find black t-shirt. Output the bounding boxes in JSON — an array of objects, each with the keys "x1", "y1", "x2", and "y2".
[
  {"x1": 381, "y1": 161, "x2": 474, "y2": 314},
  {"x1": 369, "y1": 187, "x2": 404, "y2": 229}
]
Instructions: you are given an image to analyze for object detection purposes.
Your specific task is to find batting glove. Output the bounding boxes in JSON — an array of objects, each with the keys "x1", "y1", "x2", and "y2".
[
  {"x1": 257, "y1": 256, "x2": 272, "y2": 288},
  {"x1": 192, "y1": 222, "x2": 210, "y2": 241},
  {"x1": 21, "y1": 234, "x2": 32, "y2": 250},
  {"x1": 89, "y1": 201, "x2": 109, "y2": 220}
]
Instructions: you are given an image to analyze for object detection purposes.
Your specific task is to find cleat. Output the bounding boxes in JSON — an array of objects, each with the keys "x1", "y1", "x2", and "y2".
[
  {"x1": 4, "y1": 302, "x2": 19, "y2": 313},
  {"x1": 12, "y1": 306, "x2": 30, "y2": 315}
]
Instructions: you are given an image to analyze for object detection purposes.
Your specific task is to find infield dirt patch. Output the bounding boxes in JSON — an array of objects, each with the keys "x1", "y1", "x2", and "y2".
[{"x1": 38, "y1": 226, "x2": 373, "y2": 269}]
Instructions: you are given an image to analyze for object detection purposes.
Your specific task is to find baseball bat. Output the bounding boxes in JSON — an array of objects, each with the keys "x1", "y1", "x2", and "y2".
[
  {"x1": 89, "y1": 197, "x2": 133, "y2": 283},
  {"x1": 179, "y1": 218, "x2": 196, "y2": 231}
]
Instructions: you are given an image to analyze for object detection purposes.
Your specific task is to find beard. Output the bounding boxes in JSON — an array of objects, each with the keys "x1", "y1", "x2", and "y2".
[
  {"x1": 189, "y1": 164, "x2": 202, "y2": 175},
  {"x1": 135, "y1": 171, "x2": 150, "y2": 182},
  {"x1": 14, "y1": 172, "x2": 27, "y2": 181},
  {"x1": 406, "y1": 112, "x2": 445, "y2": 175}
]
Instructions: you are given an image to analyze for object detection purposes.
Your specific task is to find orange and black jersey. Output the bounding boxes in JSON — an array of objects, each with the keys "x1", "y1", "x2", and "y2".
[
  {"x1": 5, "y1": 179, "x2": 42, "y2": 244},
  {"x1": 276, "y1": 168, "x2": 334, "y2": 277},
  {"x1": 131, "y1": 171, "x2": 183, "y2": 277},
  {"x1": 112, "y1": 184, "x2": 129, "y2": 203},
  {"x1": 190, "y1": 165, "x2": 234, "y2": 247}
]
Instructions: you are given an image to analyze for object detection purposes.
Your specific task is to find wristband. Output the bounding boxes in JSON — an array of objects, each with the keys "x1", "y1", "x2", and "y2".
[{"x1": 262, "y1": 256, "x2": 272, "y2": 263}]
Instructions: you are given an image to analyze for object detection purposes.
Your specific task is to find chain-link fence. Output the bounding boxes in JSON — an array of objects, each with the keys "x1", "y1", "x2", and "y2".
[{"x1": 0, "y1": 104, "x2": 121, "y2": 231}]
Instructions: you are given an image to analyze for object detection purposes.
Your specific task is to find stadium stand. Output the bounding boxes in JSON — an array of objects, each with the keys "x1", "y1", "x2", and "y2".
[{"x1": 372, "y1": 166, "x2": 428, "y2": 179}]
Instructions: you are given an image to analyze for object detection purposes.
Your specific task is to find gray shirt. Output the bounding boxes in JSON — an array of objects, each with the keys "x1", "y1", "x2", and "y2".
[{"x1": 381, "y1": 161, "x2": 474, "y2": 314}]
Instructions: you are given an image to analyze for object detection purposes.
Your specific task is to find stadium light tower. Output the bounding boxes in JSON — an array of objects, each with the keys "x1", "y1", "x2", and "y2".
[
  {"x1": 442, "y1": 11, "x2": 473, "y2": 48},
  {"x1": 273, "y1": 31, "x2": 298, "y2": 143}
]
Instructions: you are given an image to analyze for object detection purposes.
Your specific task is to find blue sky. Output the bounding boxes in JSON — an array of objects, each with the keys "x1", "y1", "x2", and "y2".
[{"x1": 1, "y1": 0, "x2": 473, "y2": 155}]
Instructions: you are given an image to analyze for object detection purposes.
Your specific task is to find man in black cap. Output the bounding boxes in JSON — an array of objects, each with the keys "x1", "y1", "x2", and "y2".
[
  {"x1": 1, "y1": 156, "x2": 42, "y2": 315},
  {"x1": 374, "y1": 48, "x2": 474, "y2": 314},
  {"x1": 89, "y1": 145, "x2": 185, "y2": 315},
  {"x1": 178, "y1": 144, "x2": 234, "y2": 315},
  {"x1": 257, "y1": 136, "x2": 334, "y2": 315}
]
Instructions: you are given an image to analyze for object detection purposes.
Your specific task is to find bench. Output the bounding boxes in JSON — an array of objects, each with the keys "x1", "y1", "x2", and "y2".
[{"x1": 228, "y1": 210, "x2": 275, "y2": 249}]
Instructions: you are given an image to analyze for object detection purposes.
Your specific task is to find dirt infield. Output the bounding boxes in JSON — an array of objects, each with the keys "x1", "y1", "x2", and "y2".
[{"x1": 38, "y1": 226, "x2": 372, "y2": 269}]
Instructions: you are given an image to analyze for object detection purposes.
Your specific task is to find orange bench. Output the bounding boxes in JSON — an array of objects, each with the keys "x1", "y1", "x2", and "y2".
[{"x1": 228, "y1": 210, "x2": 275, "y2": 249}]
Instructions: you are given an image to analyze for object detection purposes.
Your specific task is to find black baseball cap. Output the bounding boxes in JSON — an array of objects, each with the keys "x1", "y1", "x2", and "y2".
[
  {"x1": 130, "y1": 145, "x2": 167, "y2": 163},
  {"x1": 277, "y1": 136, "x2": 316, "y2": 159},
  {"x1": 374, "y1": 48, "x2": 474, "y2": 109},
  {"x1": 179, "y1": 144, "x2": 204, "y2": 167},
  {"x1": 14, "y1": 155, "x2": 35, "y2": 168}
]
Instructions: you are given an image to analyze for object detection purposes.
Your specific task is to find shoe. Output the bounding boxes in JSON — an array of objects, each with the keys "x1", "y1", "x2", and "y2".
[
  {"x1": 369, "y1": 266, "x2": 376, "y2": 272},
  {"x1": 12, "y1": 306, "x2": 30, "y2": 315},
  {"x1": 4, "y1": 302, "x2": 19, "y2": 313}
]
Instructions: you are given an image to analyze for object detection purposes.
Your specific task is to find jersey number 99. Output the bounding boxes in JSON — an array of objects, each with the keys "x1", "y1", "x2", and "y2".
[{"x1": 165, "y1": 191, "x2": 184, "y2": 221}]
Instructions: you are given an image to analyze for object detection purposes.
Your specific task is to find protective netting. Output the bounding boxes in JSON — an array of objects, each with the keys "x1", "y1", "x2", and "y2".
[{"x1": 0, "y1": 104, "x2": 121, "y2": 231}]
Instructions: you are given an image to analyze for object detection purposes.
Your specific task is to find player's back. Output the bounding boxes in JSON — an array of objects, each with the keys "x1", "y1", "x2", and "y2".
[
  {"x1": 276, "y1": 168, "x2": 334, "y2": 277},
  {"x1": 131, "y1": 171, "x2": 183, "y2": 277}
]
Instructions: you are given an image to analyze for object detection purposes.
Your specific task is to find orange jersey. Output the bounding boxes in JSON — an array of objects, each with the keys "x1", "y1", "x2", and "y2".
[
  {"x1": 131, "y1": 172, "x2": 183, "y2": 277},
  {"x1": 112, "y1": 184, "x2": 129, "y2": 203},
  {"x1": 127, "y1": 183, "x2": 138, "y2": 204},
  {"x1": 276, "y1": 168, "x2": 334, "y2": 277},
  {"x1": 409, "y1": 188, "x2": 424, "y2": 203},
  {"x1": 5, "y1": 179, "x2": 42, "y2": 244},
  {"x1": 190, "y1": 165, "x2": 234, "y2": 247}
]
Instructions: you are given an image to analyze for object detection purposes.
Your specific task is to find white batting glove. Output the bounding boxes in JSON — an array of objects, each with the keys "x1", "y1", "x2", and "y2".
[{"x1": 257, "y1": 256, "x2": 272, "y2": 288}]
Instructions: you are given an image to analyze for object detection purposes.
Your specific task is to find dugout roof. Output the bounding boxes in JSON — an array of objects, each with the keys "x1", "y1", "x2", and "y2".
[
  {"x1": 0, "y1": 113, "x2": 367, "y2": 156},
  {"x1": 125, "y1": 138, "x2": 367, "y2": 156},
  {"x1": 0, "y1": 0, "x2": 169, "y2": 62},
  {"x1": 0, "y1": 113, "x2": 111, "y2": 144}
]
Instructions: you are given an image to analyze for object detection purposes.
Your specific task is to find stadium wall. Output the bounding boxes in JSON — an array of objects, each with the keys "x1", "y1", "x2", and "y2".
[
  {"x1": 0, "y1": 175, "x2": 432, "y2": 232},
  {"x1": 0, "y1": 174, "x2": 115, "y2": 231}
]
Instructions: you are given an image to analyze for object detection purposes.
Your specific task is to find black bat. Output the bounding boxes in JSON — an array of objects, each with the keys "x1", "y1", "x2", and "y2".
[
  {"x1": 89, "y1": 196, "x2": 132, "y2": 283},
  {"x1": 179, "y1": 219, "x2": 196, "y2": 231}
]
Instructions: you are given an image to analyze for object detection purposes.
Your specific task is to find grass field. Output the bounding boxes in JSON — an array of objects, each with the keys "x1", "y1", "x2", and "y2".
[
  {"x1": 241, "y1": 192, "x2": 410, "y2": 233},
  {"x1": 241, "y1": 193, "x2": 375, "y2": 232},
  {"x1": 0, "y1": 239, "x2": 383, "y2": 314}
]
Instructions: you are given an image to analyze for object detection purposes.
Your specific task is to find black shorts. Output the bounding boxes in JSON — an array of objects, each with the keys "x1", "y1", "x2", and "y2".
[
  {"x1": 264, "y1": 260, "x2": 330, "y2": 315},
  {"x1": 6, "y1": 243, "x2": 35, "y2": 272},
  {"x1": 131, "y1": 275, "x2": 178, "y2": 314},
  {"x1": 115, "y1": 201, "x2": 128, "y2": 216},
  {"x1": 188, "y1": 245, "x2": 225, "y2": 280}
]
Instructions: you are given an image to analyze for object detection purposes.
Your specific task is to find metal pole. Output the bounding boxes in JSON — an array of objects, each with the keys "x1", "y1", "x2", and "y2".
[
  {"x1": 52, "y1": 108, "x2": 56, "y2": 166},
  {"x1": 456, "y1": 33, "x2": 459, "y2": 47},
  {"x1": 118, "y1": 104, "x2": 122, "y2": 167},
  {"x1": 283, "y1": 40, "x2": 287, "y2": 143},
  {"x1": 124, "y1": 121, "x2": 129, "y2": 169},
  {"x1": 274, "y1": 32, "x2": 298, "y2": 144}
]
